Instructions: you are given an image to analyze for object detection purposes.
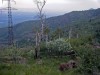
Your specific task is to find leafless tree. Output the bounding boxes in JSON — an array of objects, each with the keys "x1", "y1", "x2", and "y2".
[
  {"x1": 33, "y1": 0, "x2": 47, "y2": 59},
  {"x1": 35, "y1": 31, "x2": 41, "y2": 58},
  {"x1": 32, "y1": 26, "x2": 41, "y2": 59},
  {"x1": 34, "y1": 0, "x2": 47, "y2": 40}
]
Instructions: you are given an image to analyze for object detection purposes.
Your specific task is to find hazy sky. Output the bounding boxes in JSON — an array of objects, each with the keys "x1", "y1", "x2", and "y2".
[{"x1": 0, "y1": 0, "x2": 100, "y2": 14}]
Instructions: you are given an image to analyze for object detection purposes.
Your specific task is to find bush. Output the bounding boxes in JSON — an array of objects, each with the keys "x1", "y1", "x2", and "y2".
[
  {"x1": 39, "y1": 38, "x2": 72, "y2": 57},
  {"x1": 47, "y1": 38, "x2": 71, "y2": 52},
  {"x1": 75, "y1": 45, "x2": 100, "y2": 74}
]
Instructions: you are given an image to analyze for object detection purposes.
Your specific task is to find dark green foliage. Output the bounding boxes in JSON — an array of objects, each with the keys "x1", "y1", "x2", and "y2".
[
  {"x1": 0, "y1": 64, "x2": 11, "y2": 70},
  {"x1": 74, "y1": 44, "x2": 100, "y2": 74},
  {"x1": 95, "y1": 29, "x2": 100, "y2": 44}
]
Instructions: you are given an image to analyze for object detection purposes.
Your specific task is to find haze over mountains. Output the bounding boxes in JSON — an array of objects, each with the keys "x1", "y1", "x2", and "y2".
[
  {"x1": 0, "y1": 11, "x2": 38, "y2": 28},
  {"x1": 0, "y1": 10, "x2": 56, "y2": 28},
  {"x1": 0, "y1": 8, "x2": 99, "y2": 28},
  {"x1": 0, "y1": 8, "x2": 100, "y2": 43}
]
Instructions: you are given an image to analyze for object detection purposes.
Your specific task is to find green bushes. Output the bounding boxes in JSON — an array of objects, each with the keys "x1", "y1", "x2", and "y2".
[
  {"x1": 47, "y1": 38, "x2": 71, "y2": 52},
  {"x1": 69, "y1": 35, "x2": 100, "y2": 74},
  {"x1": 75, "y1": 45, "x2": 100, "y2": 74},
  {"x1": 39, "y1": 38, "x2": 72, "y2": 57}
]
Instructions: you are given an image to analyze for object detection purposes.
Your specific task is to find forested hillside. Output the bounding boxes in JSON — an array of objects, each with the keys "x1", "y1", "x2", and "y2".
[{"x1": 0, "y1": 8, "x2": 100, "y2": 45}]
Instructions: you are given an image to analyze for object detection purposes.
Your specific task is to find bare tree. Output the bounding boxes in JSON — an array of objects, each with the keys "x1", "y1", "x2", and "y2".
[
  {"x1": 34, "y1": 0, "x2": 47, "y2": 40},
  {"x1": 33, "y1": 26, "x2": 41, "y2": 59},
  {"x1": 33, "y1": 0, "x2": 47, "y2": 59},
  {"x1": 35, "y1": 31, "x2": 41, "y2": 59}
]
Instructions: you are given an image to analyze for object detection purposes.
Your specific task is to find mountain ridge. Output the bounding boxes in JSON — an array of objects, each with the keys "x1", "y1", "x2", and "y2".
[{"x1": 0, "y1": 8, "x2": 100, "y2": 43}]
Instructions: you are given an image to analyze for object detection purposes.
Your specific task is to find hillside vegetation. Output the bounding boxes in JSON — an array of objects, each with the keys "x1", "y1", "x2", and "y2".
[
  {"x1": 0, "y1": 8, "x2": 100, "y2": 75},
  {"x1": 0, "y1": 8, "x2": 100, "y2": 43}
]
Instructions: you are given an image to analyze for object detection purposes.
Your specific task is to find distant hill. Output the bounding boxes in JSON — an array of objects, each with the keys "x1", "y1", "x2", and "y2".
[
  {"x1": 0, "y1": 11, "x2": 37, "y2": 28},
  {"x1": 0, "y1": 11, "x2": 55, "y2": 28},
  {"x1": 0, "y1": 8, "x2": 100, "y2": 43}
]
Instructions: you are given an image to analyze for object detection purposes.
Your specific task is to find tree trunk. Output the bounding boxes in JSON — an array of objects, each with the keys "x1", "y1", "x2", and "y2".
[
  {"x1": 35, "y1": 32, "x2": 41, "y2": 59},
  {"x1": 46, "y1": 34, "x2": 48, "y2": 47}
]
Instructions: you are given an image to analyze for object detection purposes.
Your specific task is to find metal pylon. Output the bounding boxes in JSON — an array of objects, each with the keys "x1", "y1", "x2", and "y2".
[{"x1": 2, "y1": 0, "x2": 16, "y2": 46}]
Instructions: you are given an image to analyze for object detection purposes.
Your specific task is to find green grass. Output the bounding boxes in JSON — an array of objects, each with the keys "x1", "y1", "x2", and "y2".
[{"x1": 0, "y1": 58, "x2": 82, "y2": 75}]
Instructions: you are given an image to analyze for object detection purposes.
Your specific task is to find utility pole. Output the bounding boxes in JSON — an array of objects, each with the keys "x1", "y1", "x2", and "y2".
[{"x1": 2, "y1": 0, "x2": 16, "y2": 46}]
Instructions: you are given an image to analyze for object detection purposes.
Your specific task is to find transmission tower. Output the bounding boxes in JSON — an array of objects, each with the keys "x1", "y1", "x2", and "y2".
[{"x1": 2, "y1": 0, "x2": 16, "y2": 46}]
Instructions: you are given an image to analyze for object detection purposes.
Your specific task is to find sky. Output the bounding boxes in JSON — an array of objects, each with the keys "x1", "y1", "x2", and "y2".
[{"x1": 0, "y1": 0, "x2": 100, "y2": 15}]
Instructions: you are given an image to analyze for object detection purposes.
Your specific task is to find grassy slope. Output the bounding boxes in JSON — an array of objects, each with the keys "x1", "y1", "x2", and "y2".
[{"x1": 0, "y1": 58, "x2": 82, "y2": 75}]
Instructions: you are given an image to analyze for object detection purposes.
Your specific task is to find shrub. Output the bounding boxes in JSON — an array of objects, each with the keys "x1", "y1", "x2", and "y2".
[{"x1": 47, "y1": 38, "x2": 71, "y2": 52}]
